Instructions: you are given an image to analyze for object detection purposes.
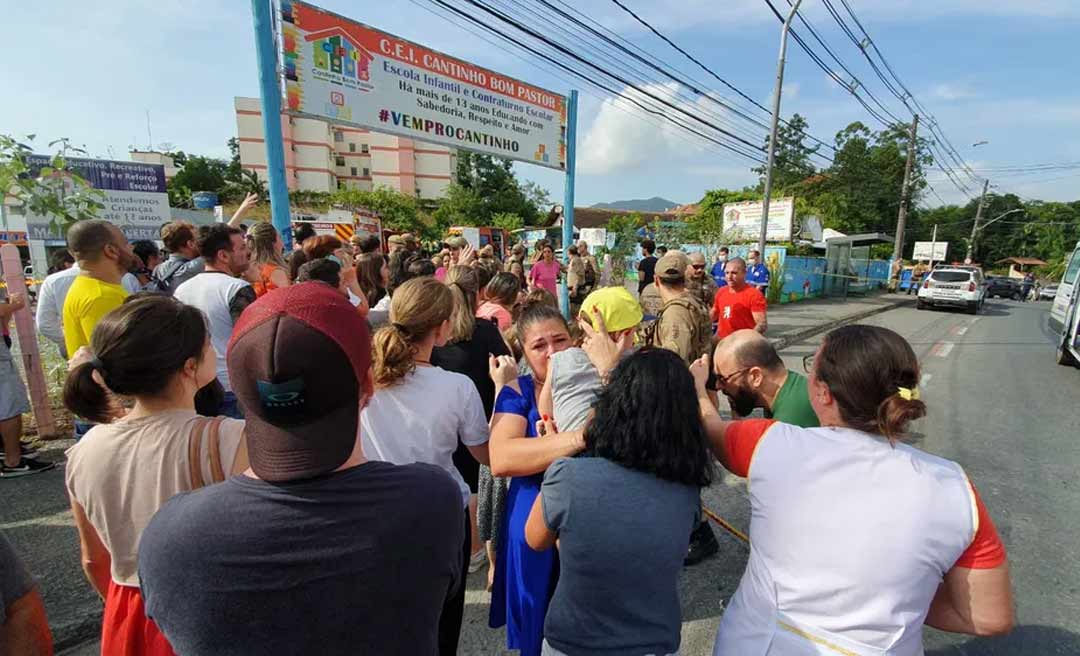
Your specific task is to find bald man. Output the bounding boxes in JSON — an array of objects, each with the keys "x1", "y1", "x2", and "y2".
[
  {"x1": 712, "y1": 257, "x2": 767, "y2": 339},
  {"x1": 686, "y1": 251, "x2": 719, "y2": 308},
  {"x1": 712, "y1": 329, "x2": 818, "y2": 426}
]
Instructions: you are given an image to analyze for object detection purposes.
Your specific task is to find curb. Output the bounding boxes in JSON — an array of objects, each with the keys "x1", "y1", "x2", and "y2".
[{"x1": 771, "y1": 296, "x2": 916, "y2": 351}]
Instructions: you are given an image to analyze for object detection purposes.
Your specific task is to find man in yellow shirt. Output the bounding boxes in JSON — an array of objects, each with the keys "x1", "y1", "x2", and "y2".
[{"x1": 63, "y1": 220, "x2": 135, "y2": 357}]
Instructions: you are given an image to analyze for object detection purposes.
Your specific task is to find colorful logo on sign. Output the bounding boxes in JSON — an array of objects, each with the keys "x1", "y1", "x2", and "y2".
[{"x1": 310, "y1": 31, "x2": 373, "y2": 82}]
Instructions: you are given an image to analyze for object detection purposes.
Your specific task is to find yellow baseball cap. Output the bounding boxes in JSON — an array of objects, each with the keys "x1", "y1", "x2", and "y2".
[{"x1": 579, "y1": 286, "x2": 643, "y2": 333}]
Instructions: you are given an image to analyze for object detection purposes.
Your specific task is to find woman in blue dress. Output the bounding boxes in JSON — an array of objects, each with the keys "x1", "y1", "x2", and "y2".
[{"x1": 488, "y1": 302, "x2": 583, "y2": 656}]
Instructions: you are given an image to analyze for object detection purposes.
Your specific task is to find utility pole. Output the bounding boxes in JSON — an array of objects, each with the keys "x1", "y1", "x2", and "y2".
[
  {"x1": 929, "y1": 223, "x2": 938, "y2": 266},
  {"x1": 892, "y1": 114, "x2": 919, "y2": 261},
  {"x1": 758, "y1": 0, "x2": 804, "y2": 258},
  {"x1": 966, "y1": 179, "x2": 990, "y2": 262}
]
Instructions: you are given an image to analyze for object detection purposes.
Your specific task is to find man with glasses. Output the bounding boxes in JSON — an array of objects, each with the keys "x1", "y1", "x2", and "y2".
[
  {"x1": 712, "y1": 330, "x2": 818, "y2": 427},
  {"x1": 687, "y1": 251, "x2": 719, "y2": 309}
]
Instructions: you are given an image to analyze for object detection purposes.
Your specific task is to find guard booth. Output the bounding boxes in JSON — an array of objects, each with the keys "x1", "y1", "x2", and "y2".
[{"x1": 820, "y1": 232, "x2": 893, "y2": 298}]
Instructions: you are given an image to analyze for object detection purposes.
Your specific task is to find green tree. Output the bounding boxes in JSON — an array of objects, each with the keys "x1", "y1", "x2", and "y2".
[
  {"x1": 170, "y1": 155, "x2": 229, "y2": 194},
  {"x1": 598, "y1": 212, "x2": 642, "y2": 281},
  {"x1": 491, "y1": 212, "x2": 524, "y2": 233},
  {"x1": 0, "y1": 134, "x2": 104, "y2": 234},
  {"x1": 451, "y1": 152, "x2": 548, "y2": 224},
  {"x1": 752, "y1": 113, "x2": 818, "y2": 192},
  {"x1": 432, "y1": 183, "x2": 485, "y2": 228},
  {"x1": 225, "y1": 137, "x2": 242, "y2": 182},
  {"x1": 331, "y1": 186, "x2": 437, "y2": 239}
]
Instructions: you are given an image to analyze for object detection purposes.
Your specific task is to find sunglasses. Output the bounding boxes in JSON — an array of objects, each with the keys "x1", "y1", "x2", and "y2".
[
  {"x1": 691, "y1": 264, "x2": 706, "y2": 270},
  {"x1": 715, "y1": 367, "x2": 752, "y2": 387}
]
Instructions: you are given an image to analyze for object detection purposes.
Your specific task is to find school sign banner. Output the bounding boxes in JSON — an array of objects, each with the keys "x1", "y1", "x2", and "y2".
[
  {"x1": 24, "y1": 156, "x2": 170, "y2": 241},
  {"x1": 277, "y1": 0, "x2": 568, "y2": 170}
]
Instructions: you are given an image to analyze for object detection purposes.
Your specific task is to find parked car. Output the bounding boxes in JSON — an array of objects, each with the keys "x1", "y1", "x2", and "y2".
[
  {"x1": 1039, "y1": 284, "x2": 1059, "y2": 301},
  {"x1": 917, "y1": 267, "x2": 986, "y2": 314},
  {"x1": 1051, "y1": 240, "x2": 1080, "y2": 367},
  {"x1": 985, "y1": 276, "x2": 1022, "y2": 300}
]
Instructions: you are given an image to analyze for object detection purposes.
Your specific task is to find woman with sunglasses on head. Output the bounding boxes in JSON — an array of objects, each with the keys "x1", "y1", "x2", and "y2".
[{"x1": 692, "y1": 324, "x2": 1014, "y2": 655}]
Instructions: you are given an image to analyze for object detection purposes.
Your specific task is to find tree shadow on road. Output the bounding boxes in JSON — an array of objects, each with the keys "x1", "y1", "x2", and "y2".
[{"x1": 925, "y1": 625, "x2": 1080, "y2": 655}]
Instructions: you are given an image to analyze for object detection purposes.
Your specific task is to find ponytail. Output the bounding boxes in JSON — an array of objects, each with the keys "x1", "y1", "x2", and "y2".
[
  {"x1": 63, "y1": 362, "x2": 112, "y2": 424},
  {"x1": 62, "y1": 296, "x2": 209, "y2": 423},
  {"x1": 371, "y1": 277, "x2": 453, "y2": 387},
  {"x1": 445, "y1": 265, "x2": 478, "y2": 343},
  {"x1": 372, "y1": 323, "x2": 418, "y2": 388},
  {"x1": 877, "y1": 394, "x2": 927, "y2": 443}
]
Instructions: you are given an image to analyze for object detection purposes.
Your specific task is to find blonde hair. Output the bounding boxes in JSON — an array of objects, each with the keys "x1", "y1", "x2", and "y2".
[
  {"x1": 246, "y1": 222, "x2": 286, "y2": 268},
  {"x1": 445, "y1": 265, "x2": 478, "y2": 344},
  {"x1": 372, "y1": 277, "x2": 453, "y2": 387}
]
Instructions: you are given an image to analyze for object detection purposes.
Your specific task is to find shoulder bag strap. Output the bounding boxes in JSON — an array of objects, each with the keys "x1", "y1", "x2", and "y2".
[
  {"x1": 206, "y1": 416, "x2": 226, "y2": 484},
  {"x1": 187, "y1": 416, "x2": 209, "y2": 489}
]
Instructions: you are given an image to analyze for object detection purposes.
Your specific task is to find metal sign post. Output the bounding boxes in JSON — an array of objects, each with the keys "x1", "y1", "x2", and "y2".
[
  {"x1": 559, "y1": 90, "x2": 578, "y2": 318},
  {"x1": 251, "y1": 0, "x2": 294, "y2": 251}
]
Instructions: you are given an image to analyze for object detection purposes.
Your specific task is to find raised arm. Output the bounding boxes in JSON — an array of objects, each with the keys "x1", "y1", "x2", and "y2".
[
  {"x1": 227, "y1": 193, "x2": 259, "y2": 228},
  {"x1": 690, "y1": 355, "x2": 735, "y2": 467}
]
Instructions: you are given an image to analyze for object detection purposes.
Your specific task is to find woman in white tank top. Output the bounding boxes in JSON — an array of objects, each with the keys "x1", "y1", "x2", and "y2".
[{"x1": 691, "y1": 324, "x2": 1014, "y2": 655}]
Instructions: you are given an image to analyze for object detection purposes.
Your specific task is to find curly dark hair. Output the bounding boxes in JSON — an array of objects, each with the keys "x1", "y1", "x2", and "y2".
[{"x1": 585, "y1": 348, "x2": 713, "y2": 486}]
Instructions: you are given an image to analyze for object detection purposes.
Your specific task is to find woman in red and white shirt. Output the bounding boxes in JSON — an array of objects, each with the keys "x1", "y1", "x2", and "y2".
[{"x1": 692, "y1": 324, "x2": 1013, "y2": 656}]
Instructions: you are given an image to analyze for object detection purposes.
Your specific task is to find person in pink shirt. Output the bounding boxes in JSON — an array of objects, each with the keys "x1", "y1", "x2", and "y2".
[
  {"x1": 477, "y1": 272, "x2": 521, "y2": 331},
  {"x1": 528, "y1": 244, "x2": 562, "y2": 296}
]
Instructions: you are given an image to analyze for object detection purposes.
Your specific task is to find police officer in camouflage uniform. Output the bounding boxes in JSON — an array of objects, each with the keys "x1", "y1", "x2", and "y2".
[
  {"x1": 686, "y1": 251, "x2": 719, "y2": 311},
  {"x1": 648, "y1": 250, "x2": 713, "y2": 365}
]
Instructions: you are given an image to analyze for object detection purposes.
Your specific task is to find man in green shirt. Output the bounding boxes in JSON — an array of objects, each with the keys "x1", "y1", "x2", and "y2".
[{"x1": 712, "y1": 329, "x2": 819, "y2": 428}]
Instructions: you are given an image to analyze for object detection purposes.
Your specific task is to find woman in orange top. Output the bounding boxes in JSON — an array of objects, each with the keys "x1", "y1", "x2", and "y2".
[{"x1": 246, "y1": 223, "x2": 290, "y2": 297}]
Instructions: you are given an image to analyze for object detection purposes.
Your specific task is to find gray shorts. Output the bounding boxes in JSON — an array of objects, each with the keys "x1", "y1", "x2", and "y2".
[
  {"x1": 0, "y1": 342, "x2": 30, "y2": 421},
  {"x1": 542, "y1": 640, "x2": 678, "y2": 656}
]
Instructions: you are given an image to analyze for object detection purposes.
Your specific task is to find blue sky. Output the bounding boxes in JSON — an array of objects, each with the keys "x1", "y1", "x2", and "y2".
[{"x1": 3, "y1": 0, "x2": 1078, "y2": 208}]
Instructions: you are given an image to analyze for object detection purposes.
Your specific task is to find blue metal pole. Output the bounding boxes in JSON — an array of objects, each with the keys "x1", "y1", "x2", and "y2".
[
  {"x1": 559, "y1": 90, "x2": 578, "y2": 318},
  {"x1": 251, "y1": 0, "x2": 293, "y2": 251}
]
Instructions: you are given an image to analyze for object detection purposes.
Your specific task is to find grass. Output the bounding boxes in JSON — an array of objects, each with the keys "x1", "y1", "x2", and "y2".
[{"x1": 11, "y1": 335, "x2": 74, "y2": 440}]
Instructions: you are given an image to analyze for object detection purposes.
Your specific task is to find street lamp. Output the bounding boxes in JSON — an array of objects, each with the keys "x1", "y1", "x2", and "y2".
[
  {"x1": 972, "y1": 140, "x2": 990, "y2": 148},
  {"x1": 968, "y1": 207, "x2": 1024, "y2": 261},
  {"x1": 758, "y1": 0, "x2": 804, "y2": 258}
]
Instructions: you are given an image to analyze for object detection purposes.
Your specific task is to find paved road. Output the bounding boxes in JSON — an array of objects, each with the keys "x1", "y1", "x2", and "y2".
[{"x1": 14, "y1": 297, "x2": 1080, "y2": 654}]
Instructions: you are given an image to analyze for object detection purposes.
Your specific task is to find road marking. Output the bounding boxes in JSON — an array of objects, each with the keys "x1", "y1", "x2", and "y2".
[
  {"x1": 970, "y1": 317, "x2": 981, "y2": 324},
  {"x1": 951, "y1": 325, "x2": 968, "y2": 336},
  {"x1": 932, "y1": 341, "x2": 955, "y2": 358}
]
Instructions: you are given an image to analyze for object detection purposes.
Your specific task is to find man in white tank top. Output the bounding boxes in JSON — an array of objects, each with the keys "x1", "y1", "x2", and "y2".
[{"x1": 174, "y1": 225, "x2": 255, "y2": 418}]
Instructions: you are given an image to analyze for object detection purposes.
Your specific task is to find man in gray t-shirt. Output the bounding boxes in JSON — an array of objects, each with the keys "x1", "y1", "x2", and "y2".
[{"x1": 1, "y1": 532, "x2": 52, "y2": 653}]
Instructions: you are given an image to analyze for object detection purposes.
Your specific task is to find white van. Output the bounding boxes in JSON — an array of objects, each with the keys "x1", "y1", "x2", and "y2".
[{"x1": 1051, "y1": 240, "x2": 1080, "y2": 367}]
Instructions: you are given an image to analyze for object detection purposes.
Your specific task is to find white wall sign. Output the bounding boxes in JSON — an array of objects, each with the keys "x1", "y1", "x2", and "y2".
[
  {"x1": 722, "y1": 197, "x2": 794, "y2": 242},
  {"x1": 912, "y1": 241, "x2": 949, "y2": 261}
]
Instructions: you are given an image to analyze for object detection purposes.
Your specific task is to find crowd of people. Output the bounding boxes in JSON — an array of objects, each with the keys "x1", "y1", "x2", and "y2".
[{"x1": 0, "y1": 215, "x2": 1016, "y2": 656}]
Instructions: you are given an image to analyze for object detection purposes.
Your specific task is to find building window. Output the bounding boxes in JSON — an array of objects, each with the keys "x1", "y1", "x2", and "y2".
[
  {"x1": 348, "y1": 142, "x2": 356, "y2": 152},
  {"x1": 335, "y1": 156, "x2": 346, "y2": 167},
  {"x1": 362, "y1": 167, "x2": 369, "y2": 177},
  {"x1": 334, "y1": 131, "x2": 343, "y2": 142},
  {"x1": 351, "y1": 167, "x2": 358, "y2": 176},
  {"x1": 361, "y1": 144, "x2": 370, "y2": 154},
  {"x1": 337, "y1": 180, "x2": 345, "y2": 190}
]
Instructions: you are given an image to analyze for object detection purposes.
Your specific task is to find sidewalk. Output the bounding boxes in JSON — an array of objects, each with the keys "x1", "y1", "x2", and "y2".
[{"x1": 765, "y1": 291, "x2": 916, "y2": 349}]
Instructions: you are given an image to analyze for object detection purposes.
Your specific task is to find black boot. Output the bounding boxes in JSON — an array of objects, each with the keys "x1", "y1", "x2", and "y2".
[{"x1": 684, "y1": 520, "x2": 720, "y2": 566}]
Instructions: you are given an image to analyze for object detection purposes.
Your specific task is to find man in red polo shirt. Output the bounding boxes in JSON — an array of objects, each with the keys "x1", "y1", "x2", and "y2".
[{"x1": 713, "y1": 257, "x2": 767, "y2": 339}]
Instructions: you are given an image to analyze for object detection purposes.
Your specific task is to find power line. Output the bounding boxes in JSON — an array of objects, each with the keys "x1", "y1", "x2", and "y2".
[
  {"x1": 605, "y1": 0, "x2": 839, "y2": 157},
  {"x1": 423, "y1": 0, "x2": 768, "y2": 163},
  {"x1": 494, "y1": 0, "x2": 768, "y2": 146}
]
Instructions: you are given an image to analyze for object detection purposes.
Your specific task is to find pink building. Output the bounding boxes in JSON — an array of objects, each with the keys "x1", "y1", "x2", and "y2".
[{"x1": 234, "y1": 96, "x2": 456, "y2": 198}]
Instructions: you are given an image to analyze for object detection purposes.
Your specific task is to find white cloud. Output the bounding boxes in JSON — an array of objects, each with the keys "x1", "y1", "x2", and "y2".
[
  {"x1": 929, "y1": 83, "x2": 977, "y2": 101},
  {"x1": 578, "y1": 83, "x2": 762, "y2": 175}
]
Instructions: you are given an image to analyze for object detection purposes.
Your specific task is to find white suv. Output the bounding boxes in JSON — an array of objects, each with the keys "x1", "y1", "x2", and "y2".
[{"x1": 917, "y1": 267, "x2": 985, "y2": 314}]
